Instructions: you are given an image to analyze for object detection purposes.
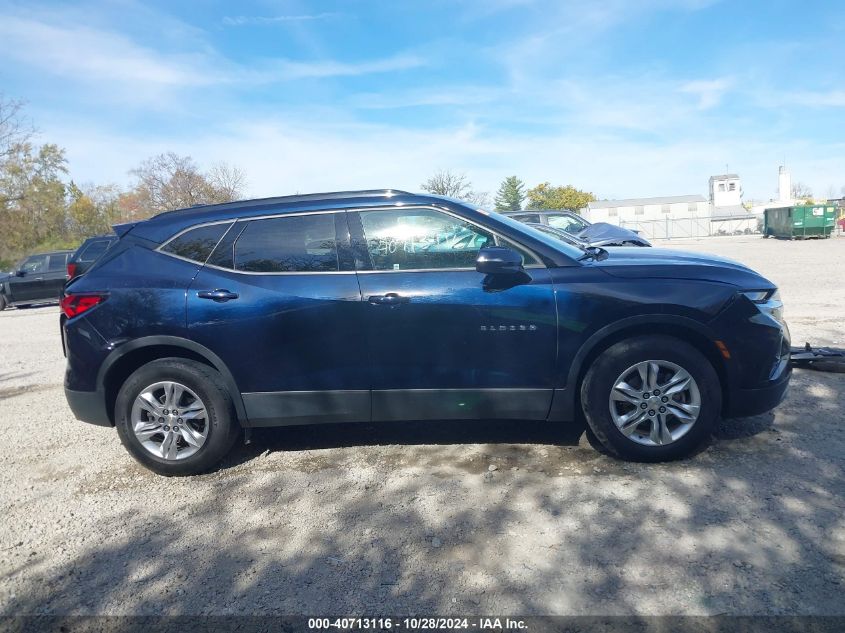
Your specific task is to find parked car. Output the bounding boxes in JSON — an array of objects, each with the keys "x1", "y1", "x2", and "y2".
[
  {"x1": 524, "y1": 222, "x2": 590, "y2": 248},
  {"x1": 0, "y1": 250, "x2": 73, "y2": 310},
  {"x1": 66, "y1": 234, "x2": 117, "y2": 280},
  {"x1": 506, "y1": 210, "x2": 651, "y2": 247},
  {"x1": 62, "y1": 190, "x2": 790, "y2": 475}
]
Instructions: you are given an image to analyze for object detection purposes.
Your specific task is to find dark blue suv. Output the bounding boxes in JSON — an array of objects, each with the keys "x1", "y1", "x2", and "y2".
[{"x1": 62, "y1": 190, "x2": 791, "y2": 475}]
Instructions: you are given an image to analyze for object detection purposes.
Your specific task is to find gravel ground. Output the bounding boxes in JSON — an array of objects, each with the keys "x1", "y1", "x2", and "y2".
[{"x1": 0, "y1": 235, "x2": 843, "y2": 616}]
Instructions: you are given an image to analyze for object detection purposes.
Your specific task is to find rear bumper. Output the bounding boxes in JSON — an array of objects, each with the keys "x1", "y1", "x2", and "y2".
[
  {"x1": 65, "y1": 387, "x2": 111, "y2": 427},
  {"x1": 724, "y1": 367, "x2": 791, "y2": 418}
]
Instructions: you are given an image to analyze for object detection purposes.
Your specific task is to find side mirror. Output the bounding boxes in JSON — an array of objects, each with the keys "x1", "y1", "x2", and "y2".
[
  {"x1": 15, "y1": 270, "x2": 26, "y2": 277},
  {"x1": 476, "y1": 246, "x2": 524, "y2": 275}
]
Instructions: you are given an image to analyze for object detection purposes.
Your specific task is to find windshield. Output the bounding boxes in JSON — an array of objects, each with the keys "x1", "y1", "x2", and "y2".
[
  {"x1": 529, "y1": 223, "x2": 589, "y2": 247},
  {"x1": 477, "y1": 207, "x2": 587, "y2": 259},
  {"x1": 547, "y1": 213, "x2": 589, "y2": 233}
]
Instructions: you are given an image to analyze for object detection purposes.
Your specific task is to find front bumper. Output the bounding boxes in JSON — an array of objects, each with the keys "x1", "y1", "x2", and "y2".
[
  {"x1": 724, "y1": 366, "x2": 791, "y2": 418},
  {"x1": 65, "y1": 387, "x2": 111, "y2": 427}
]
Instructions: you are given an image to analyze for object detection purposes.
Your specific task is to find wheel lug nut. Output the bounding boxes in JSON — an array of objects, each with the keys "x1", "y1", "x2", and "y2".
[
  {"x1": 163, "y1": 425, "x2": 170, "y2": 431},
  {"x1": 642, "y1": 392, "x2": 650, "y2": 399},
  {"x1": 163, "y1": 409, "x2": 169, "y2": 415},
  {"x1": 640, "y1": 403, "x2": 648, "y2": 409},
  {"x1": 177, "y1": 418, "x2": 183, "y2": 423},
  {"x1": 659, "y1": 406, "x2": 666, "y2": 413},
  {"x1": 174, "y1": 426, "x2": 179, "y2": 432},
  {"x1": 653, "y1": 389, "x2": 660, "y2": 396},
  {"x1": 648, "y1": 410, "x2": 655, "y2": 416},
  {"x1": 158, "y1": 417, "x2": 164, "y2": 423},
  {"x1": 661, "y1": 396, "x2": 668, "y2": 403}
]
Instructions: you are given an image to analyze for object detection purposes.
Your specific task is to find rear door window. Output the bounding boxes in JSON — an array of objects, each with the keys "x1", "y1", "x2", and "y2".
[
  {"x1": 233, "y1": 214, "x2": 339, "y2": 273},
  {"x1": 47, "y1": 254, "x2": 67, "y2": 272}
]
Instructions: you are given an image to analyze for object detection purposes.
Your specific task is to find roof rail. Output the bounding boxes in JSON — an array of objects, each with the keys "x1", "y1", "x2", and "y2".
[{"x1": 151, "y1": 189, "x2": 412, "y2": 219}]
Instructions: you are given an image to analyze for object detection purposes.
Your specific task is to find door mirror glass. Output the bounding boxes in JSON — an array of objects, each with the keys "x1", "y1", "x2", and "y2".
[
  {"x1": 476, "y1": 246, "x2": 524, "y2": 275},
  {"x1": 15, "y1": 269, "x2": 26, "y2": 277}
]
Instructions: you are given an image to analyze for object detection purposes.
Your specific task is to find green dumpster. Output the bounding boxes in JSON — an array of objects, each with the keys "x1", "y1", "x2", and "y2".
[{"x1": 763, "y1": 205, "x2": 836, "y2": 239}]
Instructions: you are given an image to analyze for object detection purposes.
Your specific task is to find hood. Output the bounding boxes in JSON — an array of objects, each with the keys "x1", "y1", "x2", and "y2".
[
  {"x1": 590, "y1": 246, "x2": 772, "y2": 287},
  {"x1": 576, "y1": 222, "x2": 651, "y2": 247}
]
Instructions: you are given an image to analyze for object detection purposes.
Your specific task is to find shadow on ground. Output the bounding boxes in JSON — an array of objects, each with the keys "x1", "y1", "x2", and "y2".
[{"x1": 3, "y1": 370, "x2": 844, "y2": 615}]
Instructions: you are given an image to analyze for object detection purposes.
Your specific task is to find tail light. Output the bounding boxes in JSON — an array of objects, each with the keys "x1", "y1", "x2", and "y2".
[
  {"x1": 66, "y1": 262, "x2": 78, "y2": 279},
  {"x1": 61, "y1": 293, "x2": 106, "y2": 318}
]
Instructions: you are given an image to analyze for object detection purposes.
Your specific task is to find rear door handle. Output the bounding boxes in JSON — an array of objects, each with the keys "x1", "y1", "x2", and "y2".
[
  {"x1": 368, "y1": 292, "x2": 410, "y2": 306},
  {"x1": 197, "y1": 289, "x2": 239, "y2": 302}
]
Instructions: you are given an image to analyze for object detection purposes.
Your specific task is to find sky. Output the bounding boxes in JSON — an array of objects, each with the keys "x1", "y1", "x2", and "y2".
[{"x1": 1, "y1": 0, "x2": 843, "y2": 202}]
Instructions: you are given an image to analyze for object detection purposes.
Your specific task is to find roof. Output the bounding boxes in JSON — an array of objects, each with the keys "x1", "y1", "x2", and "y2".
[
  {"x1": 150, "y1": 189, "x2": 411, "y2": 220},
  {"x1": 588, "y1": 195, "x2": 706, "y2": 209},
  {"x1": 709, "y1": 174, "x2": 740, "y2": 181},
  {"x1": 130, "y1": 189, "x2": 457, "y2": 243}
]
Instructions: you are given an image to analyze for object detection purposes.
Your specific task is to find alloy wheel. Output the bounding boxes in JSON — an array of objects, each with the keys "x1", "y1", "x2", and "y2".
[
  {"x1": 608, "y1": 360, "x2": 701, "y2": 447},
  {"x1": 130, "y1": 381, "x2": 209, "y2": 460}
]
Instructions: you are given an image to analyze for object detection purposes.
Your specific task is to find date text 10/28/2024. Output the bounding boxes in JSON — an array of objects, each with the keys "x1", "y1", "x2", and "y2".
[{"x1": 308, "y1": 618, "x2": 528, "y2": 631}]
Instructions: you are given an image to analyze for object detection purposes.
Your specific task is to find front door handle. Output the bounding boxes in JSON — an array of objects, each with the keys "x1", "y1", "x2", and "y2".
[
  {"x1": 368, "y1": 292, "x2": 410, "y2": 306},
  {"x1": 197, "y1": 289, "x2": 239, "y2": 302}
]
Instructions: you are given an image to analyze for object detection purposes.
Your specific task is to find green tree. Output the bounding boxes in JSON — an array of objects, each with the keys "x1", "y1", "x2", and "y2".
[
  {"x1": 0, "y1": 142, "x2": 70, "y2": 266},
  {"x1": 67, "y1": 182, "x2": 122, "y2": 239},
  {"x1": 525, "y1": 183, "x2": 596, "y2": 211},
  {"x1": 494, "y1": 176, "x2": 525, "y2": 211}
]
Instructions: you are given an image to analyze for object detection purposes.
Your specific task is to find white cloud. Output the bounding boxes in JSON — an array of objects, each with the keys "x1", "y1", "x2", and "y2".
[
  {"x1": 0, "y1": 15, "x2": 223, "y2": 88},
  {"x1": 350, "y1": 86, "x2": 501, "y2": 109},
  {"x1": 42, "y1": 106, "x2": 845, "y2": 204},
  {"x1": 679, "y1": 78, "x2": 733, "y2": 110},
  {"x1": 263, "y1": 55, "x2": 427, "y2": 81},
  {"x1": 0, "y1": 13, "x2": 426, "y2": 98},
  {"x1": 222, "y1": 13, "x2": 343, "y2": 26},
  {"x1": 783, "y1": 90, "x2": 845, "y2": 108}
]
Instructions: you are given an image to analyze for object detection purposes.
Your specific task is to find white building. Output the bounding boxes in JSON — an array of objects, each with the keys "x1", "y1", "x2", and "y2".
[
  {"x1": 777, "y1": 166, "x2": 792, "y2": 203},
  {"x1": 709, "y1": 173, "x2": 742, "y2": 208},
  {"x1": 584, "y1": 195, "x2": 708, "y2": 224},
  {"x1": 582, "y1": 173, "x2": 757, "y2": 238}
]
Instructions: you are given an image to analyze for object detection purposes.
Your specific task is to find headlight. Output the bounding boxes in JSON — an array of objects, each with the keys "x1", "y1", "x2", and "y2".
[
  {"x1": 742, "y1": 289, "x2": 783, "y2": 322},
  {"x1": 740, "y1": 290, "x2": 774, "y2": 303}
]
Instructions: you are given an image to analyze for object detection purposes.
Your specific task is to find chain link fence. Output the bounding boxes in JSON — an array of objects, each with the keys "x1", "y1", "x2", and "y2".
[{"x1": 618, "y1": 216, "x2": 760, "y2": 240}]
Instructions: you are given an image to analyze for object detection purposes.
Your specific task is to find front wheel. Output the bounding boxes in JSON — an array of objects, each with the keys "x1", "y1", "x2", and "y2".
[
  {"x1": 0, "y1": 294, "x2": 6, "y2": 311},
  {"x1": 115, "y1": 358, "x2": 239, "y2": 476},
  {"x1": 581, "y1": 335, "x2": 721, "y2": 462}
]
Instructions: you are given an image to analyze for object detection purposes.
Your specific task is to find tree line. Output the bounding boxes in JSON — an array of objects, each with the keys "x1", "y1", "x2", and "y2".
[
  {"x1": 0, "y1": 96, "x2": 246, "y2": 269},
  {"x1": 420, "y1": 170, "x2": 595, "y2": 213},
  {"x1": 1, "y1": 95, "x2": 596, "y2": 269}
]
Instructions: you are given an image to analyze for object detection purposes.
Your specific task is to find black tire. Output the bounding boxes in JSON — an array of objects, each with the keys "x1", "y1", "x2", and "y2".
[
  {"x1": 581, "y1": 335, "x2": 721, "y2": 462},
  {"x1": 115, "y1": 358, "x2": 240, "y2": 476},
  {"x1": 0, "y1": 294, "x2": 6, "y2": 311}
]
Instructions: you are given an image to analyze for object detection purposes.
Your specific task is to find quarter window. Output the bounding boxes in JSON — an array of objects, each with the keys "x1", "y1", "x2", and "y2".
[
  {"x1": 163, "y1": 223, "x2": 232, "y2": 263},
  {"x1": 234, "y1": 214, "x2": 339, "y2": 273}
]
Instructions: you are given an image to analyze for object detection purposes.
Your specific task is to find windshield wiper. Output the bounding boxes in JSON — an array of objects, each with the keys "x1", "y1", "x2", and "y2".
[{"x1": 578, "y1": 246, "x2": 609, "y2": 262}]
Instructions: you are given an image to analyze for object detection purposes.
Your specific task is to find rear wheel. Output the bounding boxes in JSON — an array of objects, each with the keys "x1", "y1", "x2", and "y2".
[
  {"x1": 581, "y1": 335, "x2": 721, "y2": 462},
  {"x1": 115, "y1": 358, "x2": 239, "y2": 476}
]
